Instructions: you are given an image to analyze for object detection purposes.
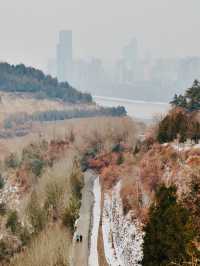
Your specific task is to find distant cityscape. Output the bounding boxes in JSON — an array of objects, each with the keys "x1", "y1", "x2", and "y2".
[{"x1": 47, "y1": 31, "x2": 200, "y2": 102}]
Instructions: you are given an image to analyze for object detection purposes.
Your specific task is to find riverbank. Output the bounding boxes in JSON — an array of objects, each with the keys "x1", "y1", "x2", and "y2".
[{"x1": 94, "y1": 95, "x2": 169, "y2": 121}]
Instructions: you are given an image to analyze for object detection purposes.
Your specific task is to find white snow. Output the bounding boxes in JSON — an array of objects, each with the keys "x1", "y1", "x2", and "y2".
[
  {"x1": 171, "y1": 142, "x2": 200, "y2": 151},
  {"x1": 89, "y1": 176, "x2": 101, "y2": 266},
  {"x1": 0, "y1": 180, "x2": 20, "y2": 210},
  {"x1": 102, "y1": 181, "x2": 144, "y2": 266}
]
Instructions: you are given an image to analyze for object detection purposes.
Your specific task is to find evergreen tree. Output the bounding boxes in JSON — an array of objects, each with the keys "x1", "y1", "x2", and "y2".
[
  {"x1": 142, "y1": 185, "x2": 196, "y2": 266},
  {"x1": 170, "y1": 94, "x2": 179, "y2": 106},
  {"x1": 157, "y1": 111, "x2": 188, "y2": 143},
  {"x1": 171, "y1": 80, "x2": 200, "y2": 111},
  {"x1": 184, "y1": 168, "x2": 200, "y2": 236}
]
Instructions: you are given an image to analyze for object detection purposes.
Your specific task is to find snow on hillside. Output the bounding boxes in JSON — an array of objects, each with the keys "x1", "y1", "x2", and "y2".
[
  {"x1": 0, "y1": 179, "x2": 20, "y2": 209},
  {"x1": 102, "y1": 181, "x2": 144, "y2": 266},
  {"x1": 170, "y1": 142, "x2": 200, "y2": 151}
]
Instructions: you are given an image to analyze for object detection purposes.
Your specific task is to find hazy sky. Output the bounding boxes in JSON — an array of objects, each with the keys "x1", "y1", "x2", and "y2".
[{"x1": 0, "y1": 0, "x2": 200, "y2": 70}]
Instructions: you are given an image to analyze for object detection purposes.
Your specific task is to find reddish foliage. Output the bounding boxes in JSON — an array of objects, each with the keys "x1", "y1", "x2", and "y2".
[
  {"x1": 121, "y1": 182, "x2": 139, "y2": 214},
  {"x1": 139, "y1": 144, "x2": 180, "y2": 191},
  {"x1": 14, "y1": 139, "x2": 70, "y2": 191},
  {"x1": 101, "y1": 165, "x2": 122, "y2": 188},
  {"x1": 87, "y1": 151, "x2": 133, "y2": 188},
  {"x1": 186, "y1": 155, "x2": 200, "y2": 167}
]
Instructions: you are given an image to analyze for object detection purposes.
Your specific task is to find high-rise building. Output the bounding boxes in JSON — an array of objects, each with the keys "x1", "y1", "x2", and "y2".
[
  {"x1": 57, "y1": 30, "x2": 73, "y2": 82},
  {"x1": 123, "y1": 38, "x2": 138, "y2": 67},
  {"x1": 120, "y1": 38, "x2": 141, "y2": 82}
]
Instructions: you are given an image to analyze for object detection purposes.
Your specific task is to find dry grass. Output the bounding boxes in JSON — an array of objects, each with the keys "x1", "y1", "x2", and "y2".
[
  {"x1": 76, "y1": 116, "x2": 138, "y2": 153},
  {"x1": 0, "y1": 92, "x2": 96, "y2": 124},
  {"x1": 0, "y1": 93, "x2": 66, "y2": 126},
  {"x1": 9, "y1": 225, "x2": 71, "y2": 266},
  {"x1": 2, "y1": 143, "x2": 79, "y2": 265},
  {"x1": 18, "y1": 149, "x2": 77, "y2": 223},
  {"x1": 0, "y1": 116, "x2": 138, "y2": 160}
]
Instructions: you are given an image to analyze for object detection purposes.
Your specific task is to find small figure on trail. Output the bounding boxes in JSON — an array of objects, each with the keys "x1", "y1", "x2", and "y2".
[
  {"x1": 76, "y1": 234, "x2": 80, "y2": 242},
  {"x1": 80, "y1": 235, "x2": 83, "y2": 242}
]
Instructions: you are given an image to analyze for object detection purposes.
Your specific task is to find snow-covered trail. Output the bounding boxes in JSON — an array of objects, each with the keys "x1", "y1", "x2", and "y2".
[
  {"x1": 102, "y1": 181, "x2": 144, "y2": 266},
  {"x1": 89, "y1": 177, "x2": 101, "y2": 266}
]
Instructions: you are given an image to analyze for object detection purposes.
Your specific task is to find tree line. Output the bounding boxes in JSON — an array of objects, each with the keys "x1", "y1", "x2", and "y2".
[{"x1": 4, "y1": 106, "x2": 127, "y2": 128}]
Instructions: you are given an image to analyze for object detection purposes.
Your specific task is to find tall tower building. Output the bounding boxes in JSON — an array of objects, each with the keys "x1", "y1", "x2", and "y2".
[
  {"x1": 123, "y1": 38, "x2": 138, "y2": 67},
  {"x1": 57, "y1": 30, "x2": 73, "y2": 82}
]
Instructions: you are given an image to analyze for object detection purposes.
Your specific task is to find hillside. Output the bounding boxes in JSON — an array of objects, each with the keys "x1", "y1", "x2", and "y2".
[
  {"x1": 83, "y1": 81, "x2": 200, "y2": 266},
  {"x1": 0, "y1": 115, "x2": 137, "y2": 266},
  {"x1": 0, "y1": 62, "x2": 92, "y2": 103},
  {"x1": 0, "y1": 77, "x2": 199, "y2": 265}
]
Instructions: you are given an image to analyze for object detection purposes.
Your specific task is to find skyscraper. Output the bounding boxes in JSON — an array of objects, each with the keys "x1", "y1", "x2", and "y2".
[
  {"x1": 57, "y1": 30, "x2": 73, "y2": 82},
  {"x1": 123, "y1": 38, "x2": 138, "y2": 67}
]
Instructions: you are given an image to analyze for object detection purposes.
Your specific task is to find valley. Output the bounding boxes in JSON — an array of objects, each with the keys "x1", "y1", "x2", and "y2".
[{"x1": 0, "y1": 64, "x2": 199, "y2": 266}]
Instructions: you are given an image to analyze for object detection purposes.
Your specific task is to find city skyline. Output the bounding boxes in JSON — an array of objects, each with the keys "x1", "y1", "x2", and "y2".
[
  {"x1": 46, "y1": 30, "x2": 200, "y2": 103},
  {"x1": 0, "y1": 0, "x2": 200, "y2": 71}
]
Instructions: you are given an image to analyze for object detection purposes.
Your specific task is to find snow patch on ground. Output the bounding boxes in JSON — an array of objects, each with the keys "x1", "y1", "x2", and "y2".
[
  {"x1": 102, "y1": 181, "x2": 144, "y2": 266},
  {"x1": 170, "y1": 143, "x2": 200, "y2": 151},
  {"x1": 0, "y1": 180, "x2": 20, "y2": 209},
  {"x1": 89, "y1": 177, "x2": 101, "y2": 266}
]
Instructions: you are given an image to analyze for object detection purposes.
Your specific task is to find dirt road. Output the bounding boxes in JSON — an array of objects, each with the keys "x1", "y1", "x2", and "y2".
[{"x1": 71, "y1": 171, "x2": 96, "y2": 266}]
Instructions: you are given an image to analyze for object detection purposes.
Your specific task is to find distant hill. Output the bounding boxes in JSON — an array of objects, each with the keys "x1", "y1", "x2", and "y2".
[{"x1": 0, "y1": 63, "x2": 92, "y2": 103}]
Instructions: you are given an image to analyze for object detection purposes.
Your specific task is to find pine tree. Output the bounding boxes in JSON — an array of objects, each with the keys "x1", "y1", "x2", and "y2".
[
  {"x1": 142, "y1": 185, "x2": 196, "y2": 266},
  {"x1": 170, "y1": 80, "x2": 200, "y2": 111}
]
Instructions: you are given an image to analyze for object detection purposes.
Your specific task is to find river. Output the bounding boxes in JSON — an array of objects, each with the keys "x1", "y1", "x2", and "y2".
[{"x1": 94, "y1": 96, "x2": 170, "y2": 122}]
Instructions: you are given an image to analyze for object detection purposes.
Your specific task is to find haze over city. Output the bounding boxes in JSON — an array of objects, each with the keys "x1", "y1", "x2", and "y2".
[{"x1": 0, "y1": 0, "x2": 200, "y2": 70}]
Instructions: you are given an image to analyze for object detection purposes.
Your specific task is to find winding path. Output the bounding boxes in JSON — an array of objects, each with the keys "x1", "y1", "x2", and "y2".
[
  {"x1": 88, "y1": 177, "x2": 101, "y2": 266},
  {"x1": 71, "y1": 171, "x2": 96, "y2": 266}
]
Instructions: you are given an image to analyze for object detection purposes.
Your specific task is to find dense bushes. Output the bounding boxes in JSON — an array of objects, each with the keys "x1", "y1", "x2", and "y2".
[
  {"x1": 0, "y1": 240, "x2": 10, "y2": 262},
  {"x1": 26, "y1": 191, "x2": 47, "y2": 233},
  {"x1": 70, "y1": 161, "x2": 84, "y2": 199},
  {"x1": 30, "y1": 159, "x2": 45, "y2": 177},
  {"x1": 157, "y1": 80, "x2": 200, "y2": 143},
  {"x1": 157, "y1": 109, "x2": 188, "y2": 143},
  {"x1": 19, "y1": 142, "x2": 48, "y2": 181},
  {"x1": 157, "y1": 109, "x2": 200, "y2": 143},
  {"x1": 62, "y1": 196, "x2": 81, "y2": 232},
  {"x1": 63, "y1": 161, "x2": 83, "y2": 231},
  {"x1": 0, "y1": 203, "x2": 7, "y2": 216},
  {"x1": 5, "y1": 153, "x2": 19, "y2": 169},
  {"x1": 142, "y1": 185, "x2": 197, "y2": 266},
  {"x1": 45, "y1": 182, "x2": 64, "y2": 212},
  {"x1": 0, "y1": 175, "x2": 5, "y2": 189},
  {"x1": 6, "y1": 211, "x2": 19, "y2": 234},
  {"x1": 0, "y1": 62, "x2": 92, "y2": 103},
  {"x1": 184, "y1": 167, "x2": 200, "y2": 236}
]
